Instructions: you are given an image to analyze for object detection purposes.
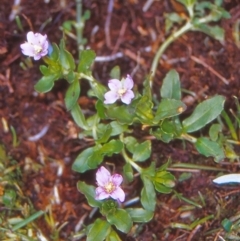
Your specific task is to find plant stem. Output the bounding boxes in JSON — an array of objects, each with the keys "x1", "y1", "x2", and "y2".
[
  {"x1": 76, "y1": 0, "x2": 83, "y2": 57},
  {"x1": 120, "y1": 134, "x2": 143, "y2": 173},
  {"x1": 180, "y1": 133, "x2": 197, "y2": 143},
  {"x1": 150, "y1": 21, "x2": 193, "y2": 84},
  {"x1": 122, "y1": 147, "x2": 143, "y2": 173}
]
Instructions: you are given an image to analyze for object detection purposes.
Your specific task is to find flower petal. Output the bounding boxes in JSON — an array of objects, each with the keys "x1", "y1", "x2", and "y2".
[
  {"x1": 33, "y1": 54, "x2": 41, "y2": 61},
  {"x1": 111, "y1": 174, "x2": 123, "y2": 186},
  {"x1": 26, "y1": 31, "x2": 36, "y2": 44},
  {"x1": 95, "y1": 187, "x2": 110, "y2": 200},
  {"x1": 110, "y1": 187, "x2": 125, "y2": 202},
  {"x1": 37, "y1": 33, "x2": 47, "y2": 45},
  {"x1": 123, "y1": 75, "x2": 134, "y2": 90},
  {"x1": 104, "y1": 90, "x2": 119, "y2": 104},
  {"x1": 108, "y1": 79, "x2": 122, "y2": 91},
  {"x1": 20, "y1": 43, "x2": 35, "y2": 56},
  {"x1": 42, "y1": 40, "x2": 49, "y2": 53},
  {"x1": 96, "y1": 166, "x2": 111, "y2": 186},
  {"x1": 121, "y1": 90, "x2": 134, "y2": 104}
]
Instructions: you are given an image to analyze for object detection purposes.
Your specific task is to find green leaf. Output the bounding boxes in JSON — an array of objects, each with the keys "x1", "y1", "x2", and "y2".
[
  {"x1": 106, "y1": 105, "x2": 135, "y2": 124},
  {"x1": 133, "y1": 140, "x2": 151, "y2": 162},
  {"x1": 78, "y1": 49, "x2": 96, "y2": 73},
  {"x1": 182, "y1": 95, "x2": 225, "y2": 133},
  {"x1": 193, "y1": 24, "x2": 225, "y2": 42},
  {"x1": 64, "y1": 79, "x2": 80, "y2": 110},
  {"x1": 88, "y1": 81, "x2": 106, "y2": 101},
  {"x1": 12, "y1": 210, "x2": 45, "y2": 231},
  {"x1": 195, "y1": 137, "x2": 225, "y2": 162},
  {"x1": 87, "y1": 149, "x2": 104, "y2": 169},
  {"x1": 49, "y1": 43, "x2": 59, "y2": 61},
  {"x1": 39, "y1": 65, "x2": 51, "y2": 76},
  {"x1": 110, "y1": 66, "x2": 120, "y2": 79},
  {"x1": 77, "y1": 181, "x2": 102, "y2": 208},
  {"x1": 141, "y1": 162, "x2": 156, "y2": 177},
  {"x1": 142, "y1": 74, "x2": 152, "y2": 100},
  {"x1": 34, "y1": 75, "x2": 55, "y2": 93},
  {"x1": 106, "y1": 229, "x2": 122, "y2": 241},
  {"x1": 65, "y1": 71, "x2": 77, "y2": 84},
  {"x1": 106, "y1": 208, "x2": 133, "y2": 233},
  {"x1": 83, "y1": 9, "x2": 91, "y2": 20},
  {"x1": 126, "y1": 208, "x2": 154, "y2": 223},
  {"x1": 124, "y1": 136, "x2": 138, "y2": 154},
  {"x1": 154, "y1": 171, "x2": 175, "y2": 187},
  {"x1": 154, "y1": 183, "x2": 173, "y2": 193},
  {"x1": 3, "y1": 189, "x2": 16, "y2": 207},
  {"x1": 135, "y1": 96, "x2": 154, "y2": 124},
  {"x1": 101, "y1": 140, "x2": 123, "y2": 156},
  {"x1": 161, "y1": 69, "x2": 181, "y2": 100},
  {"x1": 96, "y1": 100, "x2": 106, "y2": 119},
  {"x1": 72, "y1": 146, "x2": 102, "y2": 173},
  {"x1": 62, "y1": 20, "x2": 74, "y2": 31},
  {"x1": 154, "y1": 99, "x2": 186, "y2": 122},
  {"x1": 100, "y1": 199, "x2": 118, "y2": 216},
  {"x1": 140, "y1": 176, "x2": 156, "y2": 212},
  {"x1": 87, "y1": 219, "x2": 111, "y2": 241},
  {"x1": 150, "y1": 128, "x2": 174, "y2": 143},
  {"x1": 110, "y1": 121, "x2": 128, "y2": 136},
  {"x1": 59, "y1": 39, "x2": 75, "y2": 73},
  {"x1": 71, "y1": 103, "x2": 88, "y2": 130},
  {"x1": 96, "y1": 124, "x2": 112, "y2": 144},
  {"x1": 153, "y1": 169, "x2": 175, "y2": 193},
  {"x1": 123, "y1": 163, "x2": 133, "y2": 182},
  {"x1": 165, "y1": 13, "x2": 184, "y2": 33},
  {"x1": 209, "y1": 124, "x2": 222, "y2": 141},
  {"x1": 221, "y1": 218, "x2": 232, "y2": 232}
]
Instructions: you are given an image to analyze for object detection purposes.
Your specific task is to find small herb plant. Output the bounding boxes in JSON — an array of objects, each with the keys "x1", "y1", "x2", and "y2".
[{"x1": 19, "y1": 0, "x2": 233, "y2": 240}]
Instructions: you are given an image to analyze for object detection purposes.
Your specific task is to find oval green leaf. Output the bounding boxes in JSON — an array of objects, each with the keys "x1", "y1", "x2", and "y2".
[
  {"x1": 126, "y1": 208, "x2": 154, "y2": 223},
  {"x1": 106, "y1": 208, "x2": 133, "y2": 233},
  {"x1": 154, "y1": 99, "x2": 186, "y2": 122},
  {"x1": 87, "y1": 219, "x2": 111, "y2": 241},
  {"x1": 140, "y1": 176, "x2": 156, "y2": 212},
  {"x1": 77, "y1": 181, "x2": 102, "y2": 208},
  {"x1": 34, "y1": 75, "x2": 55, "y2": 93},
  {"x1": 182, "y1": 95, "x2": 225, "y2": 133},
  {"x1": 133, "y1": 140, "x2": 151, "y2": 162},
  {"x1": 64, "y1": 79, "x2": 80, "y2": 110},
  {"x1": 194, "y1": 137, "x2": 225, "y2": 162},
  {"x1": 160, "y1": 69, "x2": 181, "y2": 100}
]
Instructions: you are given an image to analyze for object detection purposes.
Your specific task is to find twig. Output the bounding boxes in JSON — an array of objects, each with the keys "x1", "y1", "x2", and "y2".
[
  {"x1": 187, "y1": 224, "x2": 202, "y2": 241},
  {"x1": 112, "y1": 21, "x2": 127, "y2": 54},
  {"x1": 124, "y1": 49, "x2": 145, "y2": 65},
  {"x1": 21, "y1": 13, "x2": 33, "y2": 31},
  {"x1": 131, "y1": 51, "x2": 141, "y2": 77},
  {"x1": 190, "y1": 55, "x2": 229, "y2": 85},
  {"x1": 143, "y1": 0, "x2": 154, "y2": 12},
  {"x1": 0, "y1": 69, "x2": 14, "y2": 93},
  {"x1": 95, "y1": 52, "x2": 123, "y2": 62},
  {"x1": 105, "y1": 0, "x2": 114, "y2": 48}
]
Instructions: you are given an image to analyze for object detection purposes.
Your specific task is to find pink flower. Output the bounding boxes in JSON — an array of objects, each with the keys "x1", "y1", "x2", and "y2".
[
  {"x1": 20, "y1": 31, "x2": 48, "y2": 60},
  {"x1": 104, "y1": 75, "x2": 134, "y2": 104},
  {"x1": 95, "y1": 166, "x2": 125, "y2": 202}
]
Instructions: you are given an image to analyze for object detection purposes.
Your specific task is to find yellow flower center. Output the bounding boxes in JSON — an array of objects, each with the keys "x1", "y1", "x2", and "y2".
[
  {"x1": 118, "y1": 88, "x2": 126, "y2": 97},
  {"x1": 33, "y1": 45, "x2": 42, "y2": 54},
  {"x1": 104, "y1": 182, "x2": 115, "y2": 193}
]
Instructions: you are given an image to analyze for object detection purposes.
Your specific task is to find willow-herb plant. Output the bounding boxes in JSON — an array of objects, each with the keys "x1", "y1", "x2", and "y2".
[{"x1": 19, "y1": 0, "x2": 231, "y2": 240}]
